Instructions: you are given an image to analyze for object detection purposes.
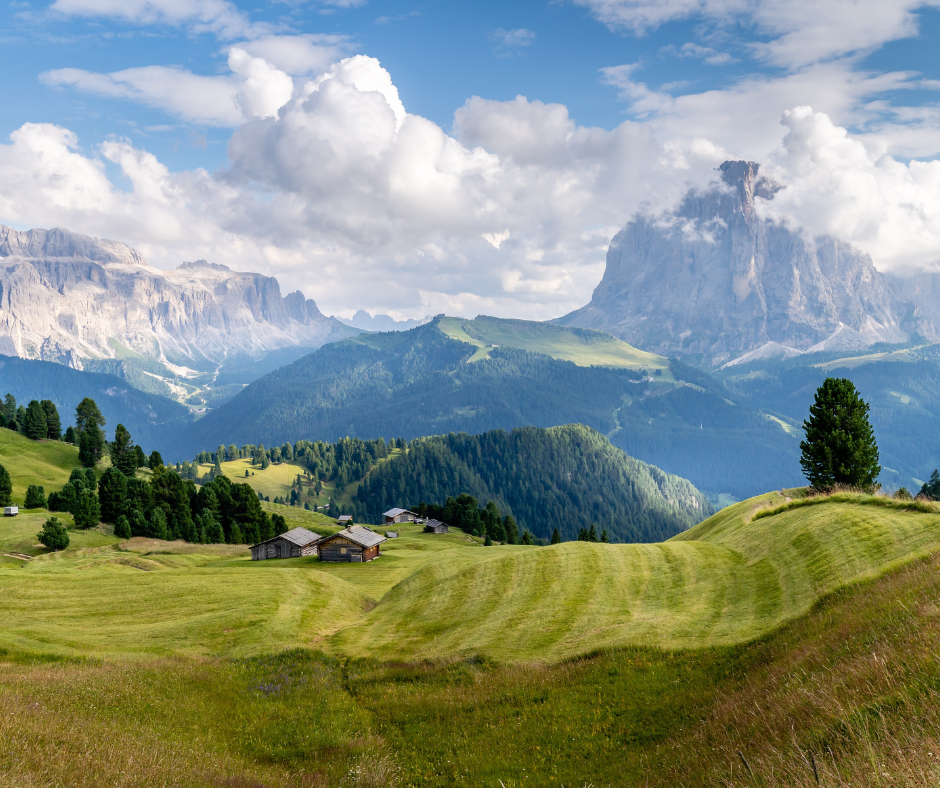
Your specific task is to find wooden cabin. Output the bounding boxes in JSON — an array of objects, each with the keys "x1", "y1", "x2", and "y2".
[
  {"x1": 384, "y1": 531, "x2": 398, "y2": 539},
  {"x1": 423, "y1": 519, "x2": 449, "y2": 534},
  {"x1": 250, "y1": 527, "x2": 320, "y2": 560},
  {"x1": 338, "y1": 515, "x2": 354, "y2": 525},
  {"x1": 3, "y1": 506, "x2": 18, "y2": 517},
  {"x1": 317, "y1": 525, "x2": 386, "y2": 562},
  {"x1": 383, "y1": 507, "x2": 419, "y2": 525}
]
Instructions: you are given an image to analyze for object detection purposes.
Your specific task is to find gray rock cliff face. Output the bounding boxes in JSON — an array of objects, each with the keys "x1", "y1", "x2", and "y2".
[
  {"x1": 558, "y1": 161, "x2": 929, "y2": 361},
  {"x1": 0, "y1": 226, "x2": 356, "y2": 370}
]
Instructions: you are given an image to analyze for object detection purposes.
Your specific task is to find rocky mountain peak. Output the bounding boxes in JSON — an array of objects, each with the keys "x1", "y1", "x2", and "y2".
[
  {"x1": 0, "y1": 224, "x2": 149, "y2": 267},
  {"x1": 557, "y1": 162, "x2": 925, "y2": 363}
]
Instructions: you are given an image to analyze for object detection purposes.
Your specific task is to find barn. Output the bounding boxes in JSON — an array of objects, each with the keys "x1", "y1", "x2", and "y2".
[
  {"x1": 383, "y1": 507, "x2": 419, "y2": 525},
  {"x1": 423, "y1": 519, "x2": 449, "y2": 534},
  {"x1": 250, "y1": 527, "x2": 321, "y2": 560},
  {"x1": 317, "y1": 525, "x2": 386, "y2": 562}
]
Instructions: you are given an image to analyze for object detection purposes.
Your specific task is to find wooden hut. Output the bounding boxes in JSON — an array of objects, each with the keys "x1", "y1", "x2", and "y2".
[
  {"x1": 383, "y1": 507, "x2": 419, "y2": 525},
  {"x1": 317, "y1": 525, "x2": 386, "y2": 562},
  {"x1": 250, "y1": 527, "x2": 320, "y2": 560},
  {"x1": 338, "y1": 515, "x2": 354, "y2": 525},
  {"x1": 423, "y1": 519, "x2": 449, "y2": 534}
]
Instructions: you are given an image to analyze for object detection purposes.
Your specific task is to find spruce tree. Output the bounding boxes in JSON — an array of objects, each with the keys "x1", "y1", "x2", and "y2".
[
  {"x1": 130, "y1": 509, "x2": 148, "y2": 537},
  {"x1": 24, "y1": 485, "x2": 46, "y2": 509},
  {"x1": 521, "y1": 531, "x2": 533, "y2": 545},
  {"x1": 484, "y1": 533, "x2": 493, "y2": 546},
  {"x1": 41, "y1": 400, "x2": 61, "y2": 440},
  {"x1": 800, "y1": 378, "x2": 881, "y2": 490},
  {"x1": 2, "y1": 393, "x2": 15, "y2": 421},
  {"x1": 601, "y1": 529, "x2": 609, "y2": 543},
  {"x1": 149, "y1": 450, "x2": 164, "y2": 469},
  {"x1": 134, "y1": 445, "x2": 147, "y2": 468},
  {"x1": 551, "y1": 527, "x2": 561, "y2": 545},
  {"x1": 78, "y1": 426, "x2": 103, "y2": 468},
  {"x1": 64, "y1": 425, "x2": 76, "y2": 444},
  {"x1": 588, "y1": 523, "x2": 598, "y2": 542},
  {"x1": 24, "y1": 400, "x2": 47, "y2": 440},
  {"x1": 0, "y1": 463, "x2": 12, "y2": 506}
]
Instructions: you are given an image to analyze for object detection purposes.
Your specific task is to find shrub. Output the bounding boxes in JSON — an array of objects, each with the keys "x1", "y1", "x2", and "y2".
[{"x1": 113, "y1": 514, "x2": 132, "y2": 539}]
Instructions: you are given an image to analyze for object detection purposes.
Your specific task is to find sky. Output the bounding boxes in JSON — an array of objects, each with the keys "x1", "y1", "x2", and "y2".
[{"x1": 3, "y1": 0, "x2": 940, "y2": 321}]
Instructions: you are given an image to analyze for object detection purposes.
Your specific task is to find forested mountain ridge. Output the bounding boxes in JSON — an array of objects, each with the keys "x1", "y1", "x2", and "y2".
[
  {"x1": 173, "y1": 316, "x2": 803, "y2": 499},
  {"x1": 353, "y1": 424, "x2": 712, "y2": 543}
]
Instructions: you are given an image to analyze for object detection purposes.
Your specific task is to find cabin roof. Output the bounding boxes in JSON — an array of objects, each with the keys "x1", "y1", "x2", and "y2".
[
  {"x1": 338, "y1": 515, "x2": 353, "y2": 522},
  {"x1": 383, "y1": 507, "x2": 418, "y2": 517},
  {"x1": 426, "y1": 519, "x2": 447, "y2": 528},
  {"x1": 250, "y1": 527, "x2": 321, "y2": 549},
  {"x1": 320, "y1": 524, "x2": 387, "y2": 549}
]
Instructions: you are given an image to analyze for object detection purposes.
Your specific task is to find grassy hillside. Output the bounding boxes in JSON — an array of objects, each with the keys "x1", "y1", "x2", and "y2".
[
  {"x1": 3, "y1": 521, "x2": 940, "y2": 786},
  {"x1": 333, "y1": 490, "x2": 940, "y2": 661},
  {"x1": 0, "y1": 428, "x2": 79, "y2": 505}
]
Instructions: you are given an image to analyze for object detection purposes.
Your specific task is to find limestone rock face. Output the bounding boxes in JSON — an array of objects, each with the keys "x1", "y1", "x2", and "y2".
[
  {"x1": 559, "y1": 161, "x2": 929, "y2": 362},
  {"x1": 0, "y1": 226, "x2": 356, "y2": 369}
]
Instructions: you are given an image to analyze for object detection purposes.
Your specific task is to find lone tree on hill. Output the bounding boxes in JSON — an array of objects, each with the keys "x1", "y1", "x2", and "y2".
[
  {"x1": 75, "y1": 398, "x2": 106, "y2": 467},
  {"x1": 799, "y1": 377, "x2": 881, "y2": 491}
]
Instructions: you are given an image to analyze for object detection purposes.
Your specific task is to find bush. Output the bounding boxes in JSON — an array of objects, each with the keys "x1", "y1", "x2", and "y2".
[
  {"x1": 24, "y1": 485, "x2": 46, "y2": 509},
  {"x1": 37, "y1": 517, "x2": 70, "y2": 551},
  {"x1": 0, "y1": 463, "x2": 12, "y2": 507}
]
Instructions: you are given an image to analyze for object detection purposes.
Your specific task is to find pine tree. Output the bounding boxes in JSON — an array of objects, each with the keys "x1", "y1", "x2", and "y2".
[
  {"x1": 98, "y1": 468, "x2": 128, "y2": 523},
  {"x1": 109, "y1": 424, "x2": 138, "y2": 477},
  {"x1": 114, "y1": 514, "x2": 132, "y2": 539},
  {"x1": 129, "y1": 509, "x2": 148, "y2": 537},
  {"x1": 551, "y1": 527, "x2": 561, "y2": 544},
  {"x1": 148, "y1": 508, "x2": 168, "y2": 540},
  {"x1": 64, "y1": 425, "x2": 76, "y2": 444},
  {"x1": 149, "y1": 450, "x2": 164, "y2": 469},
  {"x1": 78, "y1": 425, "x2": 104, "y2": 468},
  {"x1": 2, "y1": 393, "x2": 15, "y2": 421},
  {"x1": 24, "y1": 485, "x2": 46, "y2": 509},
  {"x1": 484, "y1": 533, "x2": 493, "y2": 546},
  {"x1": 503, "y1": 515, "x2": 518, "y2": 544},
  {"x1": 800, "y1": 378, "x2": 881, "y2": 490},
  {"x1": 73, "y1": 488, "x2": 101, "y2": 529},
  {"x1": 23, "y1": 400, "x2": 47, "y2": 440},
  {"x1": 521, "y1": 530, "x2": 533, "y2": 545},
  {"x1": 134, "y1": 445, "x2": 147, "y2": 468},
  {"x1": 600, "y1": 529, "x2": 609, "y2": 543},
  {"x1": 41, "y1": 400, "x2": 61, "y2": 440},
  {"x1": 0, "y1": 463, "x2": 12, "y2": 507},
  {"x1": 588, "y1": 523, "x2": 598, "y2": 542},
  {"x1": 37, "y1": 517, "x2": 69, "y2": 551}
]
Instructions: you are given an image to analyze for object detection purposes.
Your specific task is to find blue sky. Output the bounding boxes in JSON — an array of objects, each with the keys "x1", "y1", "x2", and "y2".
[{"x1": 3, "y1": 0, "x2": 940, "y2": 319}]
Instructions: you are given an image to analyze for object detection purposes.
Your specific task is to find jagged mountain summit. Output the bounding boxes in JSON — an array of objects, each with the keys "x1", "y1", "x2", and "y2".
[
  {"x1": 0, "y1": 225, "x2": 357, "y2": 372},
  {"x1": 558, "y1": 161, "x2": 932, "y2": 363}
]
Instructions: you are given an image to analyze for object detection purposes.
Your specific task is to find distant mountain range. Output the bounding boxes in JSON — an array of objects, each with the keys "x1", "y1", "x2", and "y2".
[
  {"x1": 0, "y1": 225, "x2": 359, "y2": 404},
  {"x1": 336, "y1": 310, "x2": 433, "y2": 332},
  {"x1": 558, "y1": 161, "x2": 936, "y2": 365}
]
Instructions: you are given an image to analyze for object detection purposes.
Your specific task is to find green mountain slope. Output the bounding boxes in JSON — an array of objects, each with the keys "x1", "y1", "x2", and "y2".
[
  {"x1": 331, "y1": 490, "x2": 940, "y2": 661},
  {"x1": 175, "y1": 317, "x2": 803, "y2": 498},
  {"x1": 352, "y1": 424, "x2": 711, "y2": 543}
]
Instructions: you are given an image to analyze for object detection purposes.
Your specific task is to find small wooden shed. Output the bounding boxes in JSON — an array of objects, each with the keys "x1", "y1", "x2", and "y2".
[
  {"x1": 383, "y1": 507, "x2": 419, "y2": 525},
  {"x1": 317, "y1": 525, "x2": 386, "y2": 562},
  {"x1": 250, "y1": 527, "x2": 320, "y2": 560},
  {"x1": 338, "y1": 515, "x2": 354, "y2": 525},
  {"x1": 3, "y1": 506, "x2": 18, "y2": 517},
  {"x1": 423, "y1": 519, "x2": 449, "y2": 534}
]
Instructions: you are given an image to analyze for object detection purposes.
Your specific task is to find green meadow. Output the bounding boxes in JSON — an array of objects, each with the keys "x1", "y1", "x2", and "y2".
[{"x1": 4, "y1": 436, "x2": 940, "y2": 785}]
